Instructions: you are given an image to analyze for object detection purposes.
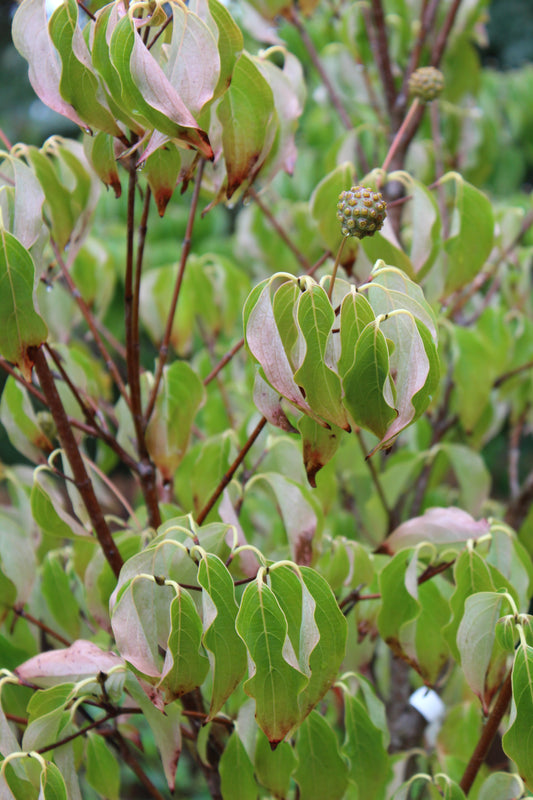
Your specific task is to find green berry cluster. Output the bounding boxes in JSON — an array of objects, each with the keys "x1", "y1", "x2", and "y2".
[
  {"x1": 408, "y1": 66, "x2": 445, "y2": 102},
  {"x1": 336, "y1": 186, "x2": 387, "y2": 239}
]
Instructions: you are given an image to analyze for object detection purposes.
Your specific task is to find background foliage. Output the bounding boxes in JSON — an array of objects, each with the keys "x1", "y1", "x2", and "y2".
[{"x1": 1, "y1": 1, "x2": 533, "y2": 799}]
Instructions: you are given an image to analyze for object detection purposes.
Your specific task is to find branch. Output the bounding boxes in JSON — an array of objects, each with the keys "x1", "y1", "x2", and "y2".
[
  {"x1": 12, "y1": 607, "x2": 71, "y2": 647},
  {"x1": 196, "y1": 416, "x2": 268, "y2": 525},
  {"x1": 368, "y1": 0, "x2": 398, "y2": 121},
  {"x1": 430, "y1": 0, "x2": 463, "y2": 68},
  {"x1": 397, "y1": 0, "x2": 440, "y2": 112},
  {"x1": 248, "y1": 187, "x2": 311, "y2": 272},
  {"x1": 459, "y1": 670, "x2": 513, "y2": 795},
  {"x1": 29, "y1": 346, "x2": 123, "y2": 577},
  {"x1": 124, "y1": 157, "x2": 161, "y2": 530},
  {"x1": 203, "y1": 338, "x2": 244, "y2": 386},
  {"x1": 145, "y1": 159, "x2": 205, "y2": 425}
]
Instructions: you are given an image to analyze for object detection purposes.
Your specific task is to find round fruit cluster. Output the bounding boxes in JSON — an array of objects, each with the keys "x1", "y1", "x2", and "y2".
[
  {"x1": 408, "y1": 66, "x2": 445, "y2": 102},
  {"x1": 336, "y1": 186, "x2": 387, "y2": 239}
]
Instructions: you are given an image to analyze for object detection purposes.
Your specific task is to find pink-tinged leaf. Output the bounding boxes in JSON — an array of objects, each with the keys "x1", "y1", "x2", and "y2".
[
  {"x1": 0, "y1": 155, "x2": 46, "y2": 251},
  {"x1": 253, "y1": 371, "x2": 297, "y2": 432},
  {"x1": 164, "y1": 5, "x2": 220, "y2": 116},
  {"x1": 244, "y1": 281, "x2": 320, "y2": 421},
  {"x1": 381, "y1": 507, "x2": 490, "y2": 555},
  {"x1": 15, "y1": 640, "x2": 124, "y2": 688},
  {"x1": 12, "y1": 0, "x2": 85, "y2": 129},
  {"x1": 110, "y1": 15, "x2": 213, "y2": 159},
  {"x1": 143, "y1": 145, "x2": 181, "y2": 217}
]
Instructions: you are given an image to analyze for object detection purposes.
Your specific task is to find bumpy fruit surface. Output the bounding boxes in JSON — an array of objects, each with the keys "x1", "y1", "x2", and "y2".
[
  {"x1": 336, "y1": 186, "x2": 387, "y2": 239},
  {"x1": 408, "y1": 66, "x2": 445, "y2": 102}
]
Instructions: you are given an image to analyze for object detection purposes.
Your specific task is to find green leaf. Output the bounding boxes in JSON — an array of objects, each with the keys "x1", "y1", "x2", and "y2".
[
  {"x1": 343, "y1": 693, "x2": 391, "y2": 800},
  {"x1": 298, "y1": 416, "x2": 342, "y2": 487},
  {"x1": 502, "y1": 643, "x2": 533, "y2": 789},
  {"x1": 143, "y1": 145, "x2": 181, "y2": 217},
  {"x1": 146, "y1": 360, "x2": 205, "y2": 482},
  {"x1": 0, "y1": 229, "x2": 47, "y2": 378},
  {"x1": 31, "y1": 470, "x2": 89, "y2": 540},
  {"x1": 310, "y1": 162, "x2": 358, "y2": 262},
  {"x1": 235, "y1": 579, "x2": 308, "y2": 744},
  {"x1": 86, "y1": 733, "x2": 120, "y2": 800},
  {"x1": 217, "y1": 52, "x2": 276, "y2": 198},
  {"x1": 477, "y1": 772, "x2": 525, "y2": 800},
  {"x1": 24, "y1": 146, "x2": 75, "y2": 252},
  {"x1": 48, "y1": 0, "x2": 121, "y2": 136},
  {"x1": 338, "y1": 289, "x2": 375, "y2": 378},
  {"x1": 361, "y1": 230, "x2": 415, "y2": 280},
  {"x1": 456, "y1": 591, "x2": 507, "y2": 707},
  {"x1": 194, "y1": 0, "x2": 243, "y2": 102},
  {"x1": 342, "y1": 321, "x2": 396, "y2": 439},
  {"x1": 197, "y1": 554, "x2": 247, "y2": 718},
  {"x1": 219, "y1": 731, "x2": 257, "y2": 800},
  {"x1": 366, "y1": 261, "x2": 438, "y2": 340},
  {"x1": 254, "y1": 728, "x2": 296, "y2": 798},
  {"x1": 39, "y1": 761, "x2": 68, "y2": 800},
  {"x1": 160, "y1": 586, "x2": 210, "y2": 699},
  {"x1": 41, "y1": 553, "x2": 80, "y2": 640},
  {"x1": 84, "y1": 132, "x2": 121, "y2": 198},
  {"x1": 23, "y1": 685, "x2": 72, "y2": 752},
  {"x1": 297, "y1": 566, "x2": 347, "y2": 720},
  {"x1": 294, "y1": 711, "x2": 348, "y2": 800},
  {"x1": 294, "y1": 284, "x2": 349, "y2": 429},
  {"x1": 442, "y1": 173, "x2": 494, "y2": 294},
  {"x1": 126, "y1": 676, "x2": 182, "y2": 792}
]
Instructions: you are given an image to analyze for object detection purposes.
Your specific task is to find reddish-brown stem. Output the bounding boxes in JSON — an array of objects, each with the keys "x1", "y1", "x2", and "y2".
[
  {"x1": 13, "y1": 607, "x2": 71, "y2": 647},
  {"x1": 76, "y1": 0, "x2": 96, "y2": 20},
  {"x1": 397, "y1": 0, "x2": 440, "y2": 112},
  {"x1": 459, "y1": 670, "x2": 513, "y2": 795},
  {"x1": 37, "y1": 713, "x2": 116, "y2": 755},
  {"x1": 132, "y1": 186, "x2": 152, "y2": 392},
  {"x1": 30, "y1": 346, "x2": 123, "y2": 577},
  {"x1": 52, "y1": 239, "x2": 131, "y2": 409},
  {"x1": 431, "y1": 0, "x2": 463, "y2": 68},
  {"x1": 248, "y1": 187, "x2": 311, "y2": 272},
  {"x1": 144, "y1": 159, "x2": 205, "y2": 425},
  {"x1": 148, "y1": 11, "x2": 173, "y2": 50},
  {"x1": 196, "y1": 416, "x2": 268, "y2": 525},
  {"x1": 0, "y1": 128, "x2": 13, "y2": 150},
  {"x1": 203, "y1": 338, "x2": 245, "y2": 386},
  {"x1": 368, "y1": 0, "x2": 399, "y2": 123},
  {"x1": 44, "y1": 344, "x2": 140, "y2": 473},
  {"x1": 124, "y1": 158, "x2": 161, "y2": 530},
  {"x1": 381, "y1": 98, "x2": 420, "y2": 174}
]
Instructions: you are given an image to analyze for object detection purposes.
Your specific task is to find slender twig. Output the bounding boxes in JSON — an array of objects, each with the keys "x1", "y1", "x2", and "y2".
[
  {"x1": 145, "y1": 159, "x2": 205, "y2": 425},
  {"x1": 76, "y1": 0, "x2": 96, "y2": 20},
  {"x1": 356, "y1": 430, "x2": 391, "y2": 518},
  {"x1": 494, "y1": 359, "x2": 533, "y2": 389},
  {"x1": 397, "y1": 0, "x2": 440, "y2": 112},
  {"x1": 368, "y1": 0, "x2": 398, "y2": 123},
  {"x1": 327, "y1": 237, "x2": 347, "y2": 301},
  {"x1": 0, "y1": 128, "x2": 13, "y2": 150},
  {"x1": 430, "y1": 0, "x2": 463, "y2": 68},
  {"x1": 29, "y1": 346, "x2": 123, "y2": 577},
  {"x1": 12, "y1": 607, "x2": 71, "y2": 647},
  {"x1": 381, "y1": 98, "x2": 421, "y2": 173},
  {"x1": 110, "y1": 728, "x2": 168, "y2": 800},
  {"x1": 85, "y1": 456, "x2": 142, "y2": 527},
  {"x1": 132, "y1": 186, "x2": 152, "y2": 395},
  {"x1": 52, "y1": 239, "x2": 131, "y2": 409},
  {"x1": 0, "y1": 356, "x2": 47, "y2": 405},
  {"x1": 38, "y1": 713, "x2": 116, "y2": 755},
  {"x1": 124, "y1": 157, "x2": 161, "y2": 530},
  {"x1": 148, "y1": 11, "x2": 173, "y2": 50},
  {"x1": 248, "y1": 187, "x2": 311, "y2": 272},
  {"x1": 197, "y1": 320, "x2": 235, "y2": 429},
  {"x1": 203, "y1": 339, "x2": 245, "y2": 386},
  {"x1": 196, "y1": 416, "x2": 268, "y2": 525},
  {"x1": 459, "y1": 670, "x2": 513, "y2": 795}
]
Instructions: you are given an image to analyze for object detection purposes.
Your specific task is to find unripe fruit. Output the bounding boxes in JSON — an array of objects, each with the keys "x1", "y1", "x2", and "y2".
[
  {"x1": 336, "y1": 186, "x2": 387, "y2": 239},
  {"x1": 408, "y1": 67, "x2": 445, "y2": 102}
]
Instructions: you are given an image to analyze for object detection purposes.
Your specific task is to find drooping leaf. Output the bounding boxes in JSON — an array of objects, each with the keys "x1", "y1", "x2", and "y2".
[
  {"x1": 219, "y1": 730, "x2": 257, "y2": 800},
  {"x1": 84, "y1": 132, "x2": 122, "y2": 197},
  {"x1": 160, "y1": 586, "x2": 210, "y2": 699},
  {"x1": 12, "y1": 0, "x2": 86, "y2": 129},
  {"x1": 126, "y1": 676, "x2": 182, "y2": 792},
  {"x1": 477, "y1": 772, "x2": 525, "y2": 800},
  {"x1": 338, "y1": 289, "x2": 375, "y2": 379},
  {"x1": 143, "y1": 145, "x2": 181, "y2": 217},
  {"x1": 342, "y1": 320, "x2": 396, "y2": 440},
  {"x1": 39, "y1": 761, "x2": 68, "y2": 800},
  {"x1": 48, "y1": 0, "x2": 121, "y2": 136},
  {"x1": 502, "y1": 642, "x2": 533, "y2": 790},
  {"x1": 253, "y1": 371, "x2": 297, "y2": 433},
  {"x1": 86, "y1": 733, "x2": 120, "y2": 800},
  {"x1": 235, "y1": 579, "x2": 308, "y2": 744},
  {"x1": 456, "y1": 591, "x2": 506, "y2": 705},
  {"x1": 343, "y1": 693, "x2": 391, "y2": 800},
  {"x1": 217, "y1": 52, "x2": 277, "y2": 198},
  {"x1": 196, "y1": 554, "x2": 247, "y2": 718},
  {"x1": 294, "y1": 711, "x2": 348, "y2": 800},
  {"x1": 31, "y1": 469, "x2": 90, "y2": 540},
  {"x1": 254, "y1": 728, "x2": 296, "y2": 798},
  {"x1": 298, "y1": 416, "x2": 342, "y2": 487},
  {"x1": 0, "y1": 230, "x2": 47, "y2": 378},
  {"x1": 293, "y1": 284, "x2": 349, "y2": 430},
  {"x1": 145, "y1": 361, "x2": 205, "y2": 482},
  {"x1": 442, "y1": 172, "x2": 494, "y2": 294},
  {"x1": 310, "y1": 162, "x2": 358, "y2": 262}
]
